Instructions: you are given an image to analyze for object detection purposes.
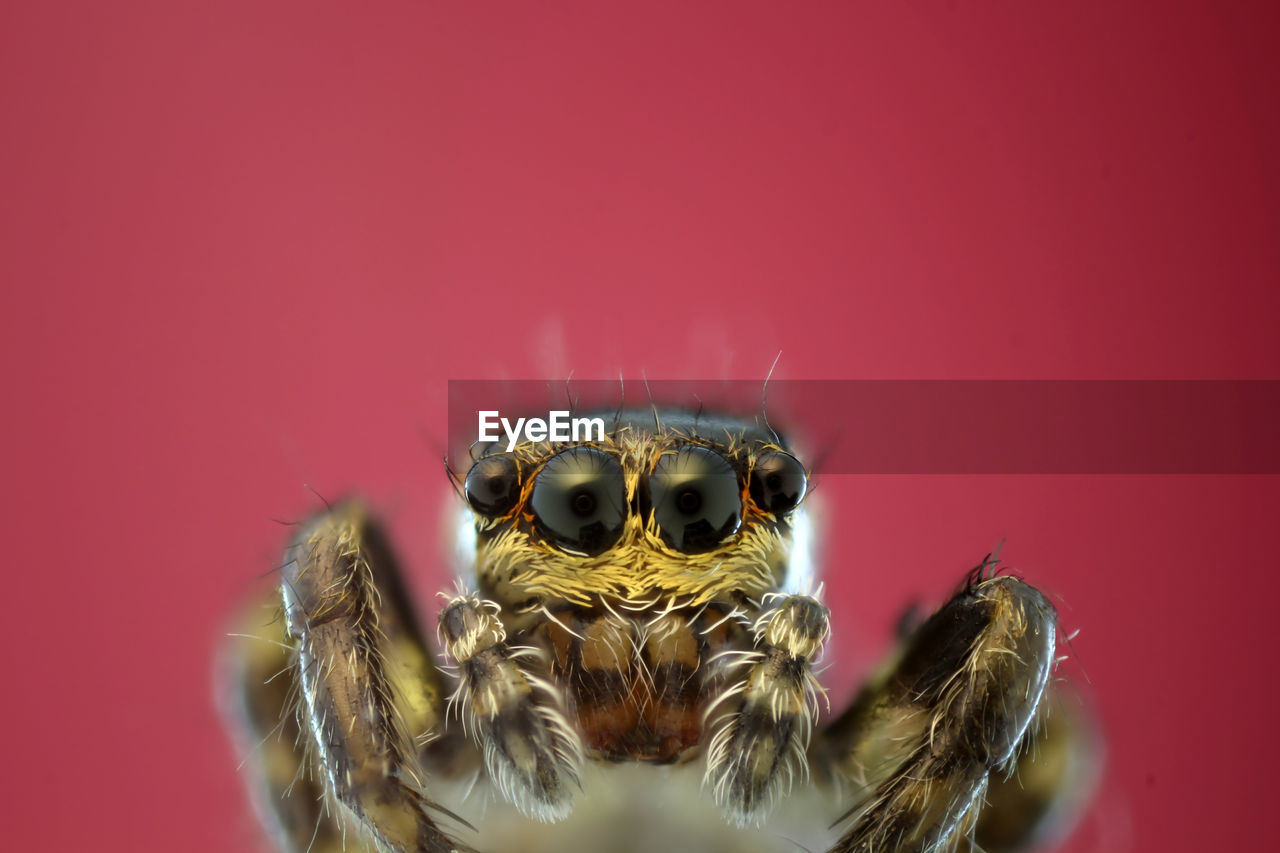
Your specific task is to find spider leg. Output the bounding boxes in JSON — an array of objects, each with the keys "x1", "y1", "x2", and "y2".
[
  {"x1": 438, "y1": 593, "x2": 584, "y2": 823},
  {"x1": 221, "y1": 592, "x2": 351, "y2": 853},
  {"x1": 273, "y1": 503, "x2": 469, "y2": 853},
  {"x1": 704, "y1": 593, "x2": 831, "y2": 826},
  {"x1": 965, "y1": 685, "x2": 1103, "y2": 853},
  {"x1": 813, "y1": 573, "x2": 1060, "y2": 853}
]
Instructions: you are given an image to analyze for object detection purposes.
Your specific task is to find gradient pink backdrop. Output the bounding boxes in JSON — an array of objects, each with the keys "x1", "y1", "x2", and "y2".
[{"x1": 2, "y1": 3, "x2": 1277, "y2": 851}]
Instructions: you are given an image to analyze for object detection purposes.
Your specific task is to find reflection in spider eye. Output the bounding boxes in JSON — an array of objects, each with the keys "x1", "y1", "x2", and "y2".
[
  {"x1": 464, "y1": 455, "x2": 521, "y2": 517},
  {"x1": 531, "y1": 447, "x2": 626, "y2": 554},
  {"x1": 749, "y1": 451, "x2": 807, "y2": 514},
  {"x1": 649, "y1": 446, "x2": 742, "y2": 553}
]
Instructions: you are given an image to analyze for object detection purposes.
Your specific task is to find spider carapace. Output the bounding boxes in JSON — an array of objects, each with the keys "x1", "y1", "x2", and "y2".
[{"x1": 223, "y1": 409, "x2": 1097, "y2": 853}]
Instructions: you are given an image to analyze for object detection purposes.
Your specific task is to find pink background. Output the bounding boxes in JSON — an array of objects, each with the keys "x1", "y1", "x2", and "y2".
[{"x1": 2, "y1": 3, "x2": 1276, "y2": 851}]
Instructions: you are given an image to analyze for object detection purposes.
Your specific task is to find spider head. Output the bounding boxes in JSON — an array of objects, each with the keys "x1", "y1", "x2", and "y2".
[{"x1": 458, "y1": 411, "x2": 810, "y2": 610}]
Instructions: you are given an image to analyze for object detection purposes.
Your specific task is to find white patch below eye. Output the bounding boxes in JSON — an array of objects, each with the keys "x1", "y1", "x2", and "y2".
[
  {"x1": 454, "y1": 505, "x2": 477, "y2": 578},
  {"x1": 780, "y1": 503, "x2": 819, "y2": 596}
]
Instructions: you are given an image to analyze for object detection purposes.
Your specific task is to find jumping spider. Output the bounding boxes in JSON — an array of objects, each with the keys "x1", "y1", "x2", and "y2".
[{"x1": 223, "y1": 409, "x2": 1095, "y2": 853}]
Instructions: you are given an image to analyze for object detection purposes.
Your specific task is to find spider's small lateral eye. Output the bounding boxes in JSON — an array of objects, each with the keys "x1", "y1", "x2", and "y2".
[
  {"x1": 749, "y1": 451, "x2": 807, "y2": 515},
  {"x1": 464, "y1": 455, "x2": 521, "y2": 517},
  {"x1": 530, "y1": 447, "x2": 626, "y2": 555},
  {"x1": 649, "y1": 445, "x2": 742, "y2": 553}
]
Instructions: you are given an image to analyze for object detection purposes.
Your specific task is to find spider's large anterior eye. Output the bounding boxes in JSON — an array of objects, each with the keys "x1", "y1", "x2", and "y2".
[
  {"x1": 748, "y1": 451, "x2": 807, "y2": 515},
  {"x1": 530, "y1": 447, "x2": 626, "y2": 554},
  {"x1": 464, "y1": 455, "x2": 521, "y2": 517},
  {"x1": 649, "y1": 446, "x2": 742, "y2": 552}
]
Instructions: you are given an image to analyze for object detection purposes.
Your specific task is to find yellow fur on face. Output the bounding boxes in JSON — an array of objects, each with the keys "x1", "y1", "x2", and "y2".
[{"x1": 471, "y1": 426, "x2": 792, "y2": 607}]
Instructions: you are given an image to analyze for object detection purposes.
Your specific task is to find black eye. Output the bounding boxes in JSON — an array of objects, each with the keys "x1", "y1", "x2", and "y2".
[
  {"x1": 649, "y1": 446, "x2": 742, "y2": 553},
  {"x1": 464, "y1": 455, "x2": 521, "y2": 517},
  {"x1": 530, "y1": 448, "x2": 626, "y2": 554},
  {"x1": 749, "y1": 451, "x2": 807, "y2": 514}
]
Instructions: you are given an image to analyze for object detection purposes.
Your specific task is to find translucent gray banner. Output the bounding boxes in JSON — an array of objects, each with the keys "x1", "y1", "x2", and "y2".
[{"x1": 447, "y1": 380, "x2": 1280, "y2": 474}]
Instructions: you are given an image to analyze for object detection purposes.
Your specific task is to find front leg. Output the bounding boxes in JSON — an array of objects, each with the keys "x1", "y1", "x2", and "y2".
[
  {"x1": 815, "y1": 567, "x2": 1059, "y2": 853},
  {"x1": 279, "y1": 504, "x2": 467, "y2": 853},
  {"x1": 705, "y1": 593, "x2": 831, "y2": 825},
  {"x1": 438, "y1": 594, "x2": 584, "y2": 822}
]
